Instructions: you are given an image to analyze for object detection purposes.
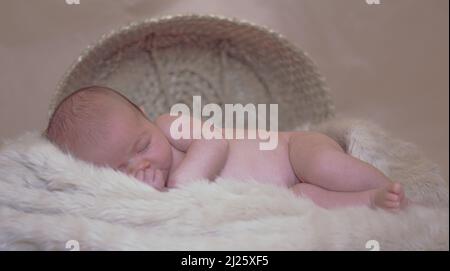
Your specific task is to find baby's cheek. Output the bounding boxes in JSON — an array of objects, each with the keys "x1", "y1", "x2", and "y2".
[{"x1": 148, "y1": 149, "x2": 164, "y2": 164}]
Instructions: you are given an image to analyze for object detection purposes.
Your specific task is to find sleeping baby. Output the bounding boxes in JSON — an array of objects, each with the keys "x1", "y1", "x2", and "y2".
[{"x1": 45, "y1": 86, "x2": 408, "y2": 210}]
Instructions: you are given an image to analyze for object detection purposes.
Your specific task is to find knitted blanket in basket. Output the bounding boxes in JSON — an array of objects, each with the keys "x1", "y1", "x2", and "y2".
[{"x1": 0, "y1": 118, "x2": 448, "y2": 250}]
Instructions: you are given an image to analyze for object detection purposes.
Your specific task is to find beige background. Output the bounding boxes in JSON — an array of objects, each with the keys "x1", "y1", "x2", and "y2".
[{"x1": 0, "y1": 0, "x2": 448, "y2": 180}]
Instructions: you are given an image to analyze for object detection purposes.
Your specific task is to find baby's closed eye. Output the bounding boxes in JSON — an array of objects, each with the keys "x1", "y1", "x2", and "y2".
[
  {"x1": 137, "y1": 141, "x2": 150, "y2": 153},
  {"x1": 136, "y1": 136, "x2": 152, "y2": 154}
]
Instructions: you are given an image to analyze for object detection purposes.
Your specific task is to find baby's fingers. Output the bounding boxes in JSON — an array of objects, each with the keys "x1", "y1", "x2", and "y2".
[{"x1": 135, "y1": 170, "x2": 145, "y2": 182}]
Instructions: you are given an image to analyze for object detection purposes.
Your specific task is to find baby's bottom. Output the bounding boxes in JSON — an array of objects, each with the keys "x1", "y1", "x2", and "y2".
[{"x1": 287, "y1": 132, "x2": 407, "y2": 210}]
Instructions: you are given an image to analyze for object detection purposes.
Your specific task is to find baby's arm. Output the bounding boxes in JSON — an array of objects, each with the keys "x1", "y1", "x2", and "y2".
[
  {"x1": 169, "y1": 138, "x2": 228, "y2": 187},
  {"x1": 155, "y1": 114, "x2": 229, "y2": 187}
]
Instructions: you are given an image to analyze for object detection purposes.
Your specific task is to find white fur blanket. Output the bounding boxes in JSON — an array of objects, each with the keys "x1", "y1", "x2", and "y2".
[{"x1": 0, "y1": 118, "x2": 448, "y2": 250}]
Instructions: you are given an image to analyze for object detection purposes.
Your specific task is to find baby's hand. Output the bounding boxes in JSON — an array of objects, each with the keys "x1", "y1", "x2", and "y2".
[
  {"x1": 153, "y1": 169, "x2": 166, "y2": 190},
  {"x1": 134, "y1": 168, "x2": 167, "y2": 191},
  {"x1": 166, "y1": 171, "x2": 182, "y2": 188}
]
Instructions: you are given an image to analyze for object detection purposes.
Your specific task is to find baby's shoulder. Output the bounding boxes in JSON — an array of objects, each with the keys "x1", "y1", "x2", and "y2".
[{"x1": 155, "y1": 113, "x2": 174, "y2": 126}]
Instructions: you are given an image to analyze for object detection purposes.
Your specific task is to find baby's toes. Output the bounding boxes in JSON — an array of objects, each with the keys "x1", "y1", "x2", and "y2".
[
  {"x1": 389, "y1": 182, "x2": 403, "y2": 195},
  {"x1": 386, "y1": 193, "x2": 400, "y2": 202},
  {"x1": 385, "y1": 200, "x2": 400, "y2": 209}
]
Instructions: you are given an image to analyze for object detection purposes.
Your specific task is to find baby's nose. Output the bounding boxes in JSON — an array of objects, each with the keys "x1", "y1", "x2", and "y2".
[{"x1": 128, "y1": 159, "x2": 151, "y2": 175}]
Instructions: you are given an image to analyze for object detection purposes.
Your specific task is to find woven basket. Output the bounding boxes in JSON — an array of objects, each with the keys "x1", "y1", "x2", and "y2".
[{"x1": 51, "y1": 14, "x2": 334, "y2": 130}]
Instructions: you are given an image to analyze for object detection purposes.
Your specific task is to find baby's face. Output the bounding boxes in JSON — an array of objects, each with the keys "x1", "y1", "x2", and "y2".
[{"x1": 75, "y1": 103, "x2": 173, "y2": 190}]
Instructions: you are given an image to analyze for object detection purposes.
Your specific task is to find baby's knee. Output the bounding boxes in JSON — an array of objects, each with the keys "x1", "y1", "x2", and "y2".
[{"x1": 292, "y1": 135, "x2": 343, "y2": 177}]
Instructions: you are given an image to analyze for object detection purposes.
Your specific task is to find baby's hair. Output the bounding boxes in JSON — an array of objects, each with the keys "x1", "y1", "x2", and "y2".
[{"x1": 45, "y1": 85, "x2": 145, "y2": 152}]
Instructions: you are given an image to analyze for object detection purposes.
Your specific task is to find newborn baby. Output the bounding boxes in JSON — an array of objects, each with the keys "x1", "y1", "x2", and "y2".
[{"x1": 46, "y1": 86, "x2": 408, "y2": 210}]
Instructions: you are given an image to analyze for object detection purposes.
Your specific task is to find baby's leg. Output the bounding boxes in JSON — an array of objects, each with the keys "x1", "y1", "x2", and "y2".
[
  {"x1": 288, "y1": 132, "x2": 406, "y2": 209},
  {"x1": 290, "y1": 182, "x2": 405, "y2": 209},
  {"x1": 289, "y1": 131, "x2": 391, "y2": 191}
]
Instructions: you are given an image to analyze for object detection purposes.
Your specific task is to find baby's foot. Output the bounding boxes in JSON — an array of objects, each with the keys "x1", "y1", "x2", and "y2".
[{"x1": 370, "y1": 182, "x2": 407, "y2": 210}]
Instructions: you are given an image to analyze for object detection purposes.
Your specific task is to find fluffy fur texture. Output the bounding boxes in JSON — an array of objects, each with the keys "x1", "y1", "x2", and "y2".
[{"x1": 0, "y1": 118, "x2": 448, "y2": 250}]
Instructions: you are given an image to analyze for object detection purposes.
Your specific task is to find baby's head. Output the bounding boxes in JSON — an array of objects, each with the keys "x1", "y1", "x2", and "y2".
[{"x1": 45, "y1": 86, "x2": 172, "y2": 189}]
